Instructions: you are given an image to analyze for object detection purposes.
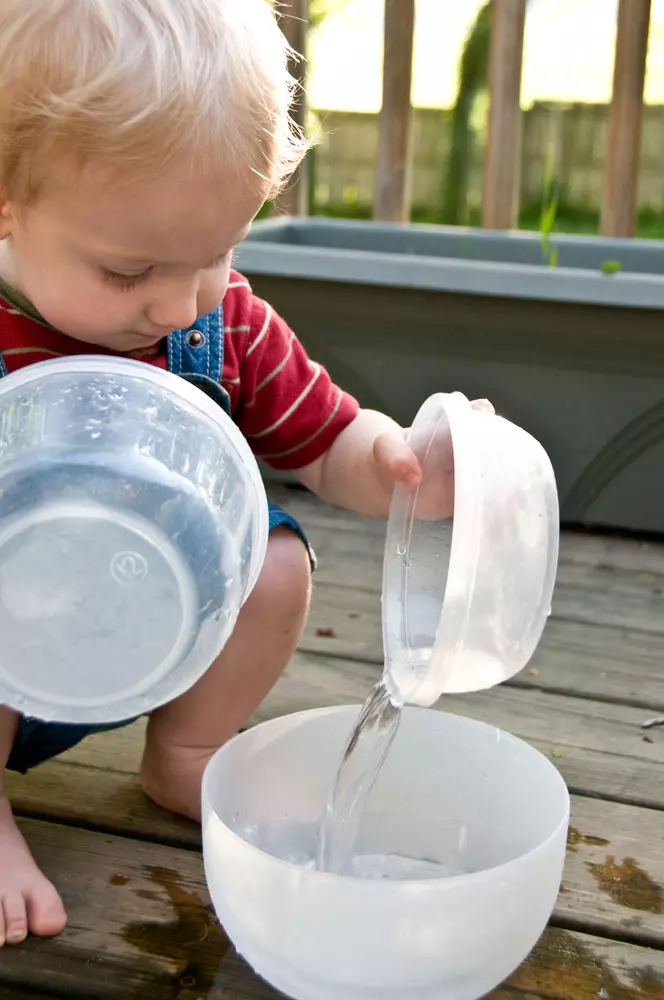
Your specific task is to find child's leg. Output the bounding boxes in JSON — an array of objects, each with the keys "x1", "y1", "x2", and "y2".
[
  {"x1": 141, "y1": 526, "x2": 311, "y2": 820},
  {"x1": 0, "y1": 706, "x2": 68, "y2": 946}
]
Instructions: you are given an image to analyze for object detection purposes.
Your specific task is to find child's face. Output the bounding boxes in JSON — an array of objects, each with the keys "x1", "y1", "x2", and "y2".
[{"x1": 0, "y1": 158, "x2": 265, "y2": 351}]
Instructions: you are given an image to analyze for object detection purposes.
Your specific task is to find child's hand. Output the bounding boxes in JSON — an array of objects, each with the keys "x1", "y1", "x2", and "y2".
[
  {"x1": 373, "y1": 399, "x2": 494, "y2": 518},
  {"x1": 296, "y1": 399, "x2": 494, "y2": 518}
]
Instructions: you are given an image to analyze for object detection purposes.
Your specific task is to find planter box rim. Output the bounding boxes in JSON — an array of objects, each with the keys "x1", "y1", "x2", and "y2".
[
  {"x1": 236, "y1": 240, "x2": 664, "y2": 313},
  {"x1": 256, "y1": 216, "x2": 664, "y2": 256}
]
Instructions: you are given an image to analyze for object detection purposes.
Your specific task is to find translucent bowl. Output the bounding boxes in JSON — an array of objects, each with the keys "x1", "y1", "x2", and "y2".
[
  {"x1": 0, "y1": 356, "x2": 268, "y2": 723},
  {"x1": 202, "y1": 706, "x2": 570, "y2": 1000},
  {"x1": 382, "y1": 393, "x2": 559, "y2": 705}
]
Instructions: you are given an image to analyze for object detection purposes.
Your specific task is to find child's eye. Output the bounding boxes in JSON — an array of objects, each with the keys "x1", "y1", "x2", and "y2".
[{"x1": 101, "y1": 267, "x2": 152, "y2": 291}]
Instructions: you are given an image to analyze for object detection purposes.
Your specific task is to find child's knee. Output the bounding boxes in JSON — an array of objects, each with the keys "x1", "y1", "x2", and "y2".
[{"x1": 246, "y1": 527, "x2": 312, "y2": 625}]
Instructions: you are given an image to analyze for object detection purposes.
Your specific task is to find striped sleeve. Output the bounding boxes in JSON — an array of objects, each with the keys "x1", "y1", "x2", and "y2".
[{"x1": 232, "y1": 285, "x2": 359, "y2": 470}]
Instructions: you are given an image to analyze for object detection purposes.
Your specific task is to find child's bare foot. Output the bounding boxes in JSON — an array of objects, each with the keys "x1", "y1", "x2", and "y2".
[{"x1": 0, "y1": 791, "x2": 67, "y2": 946}]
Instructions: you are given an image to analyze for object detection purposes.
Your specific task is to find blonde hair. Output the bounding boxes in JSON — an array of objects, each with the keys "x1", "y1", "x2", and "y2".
[{"x1": 0, "y1": 0, "x2": 306, "y2": 202}]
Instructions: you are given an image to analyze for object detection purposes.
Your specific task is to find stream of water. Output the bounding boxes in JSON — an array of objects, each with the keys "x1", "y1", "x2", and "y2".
[{"x1": 315, "y1": 681, "x2": 403, "y2": 875}]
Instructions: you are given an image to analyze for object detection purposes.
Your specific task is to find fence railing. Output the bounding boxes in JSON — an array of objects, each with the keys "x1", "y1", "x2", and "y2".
[
  {"x1": 310, "y1": 102, "x2": 664, "y2": 219},
  {"x1": 276, "y1": 0, "x2": 653, "y2": 237}
]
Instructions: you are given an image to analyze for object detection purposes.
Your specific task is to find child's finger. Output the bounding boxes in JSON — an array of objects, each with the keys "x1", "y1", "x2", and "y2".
[
  {"x1": 470, "y1": 398, "x2": 494, "y2": 415},
  {"x1": 374, "y1": 433, "x2": 421, "y2": 488}
]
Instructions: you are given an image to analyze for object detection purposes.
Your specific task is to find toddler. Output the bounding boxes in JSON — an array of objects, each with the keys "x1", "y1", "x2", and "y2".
[{"x1": 0, "y1": 0, "x2": 487, "y2": 946}]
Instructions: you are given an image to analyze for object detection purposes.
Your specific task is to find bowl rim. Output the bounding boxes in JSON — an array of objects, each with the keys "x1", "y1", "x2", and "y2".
[{"x1": 201, "y1": 704, "x2": 571, "y2": 890}]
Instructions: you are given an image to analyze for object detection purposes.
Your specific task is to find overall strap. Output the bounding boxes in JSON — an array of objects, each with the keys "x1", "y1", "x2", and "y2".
[
  {"x1": 0, "y1": 353, "x2": 7, "y2": 378},
  {"x1": 166, "y1": 304, "x2": 231, "y2": 415}
]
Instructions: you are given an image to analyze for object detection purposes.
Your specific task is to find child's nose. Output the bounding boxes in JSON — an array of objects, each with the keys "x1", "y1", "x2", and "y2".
[{"x1": 147, "y1": 282, "x2": 199, "y2": 331}]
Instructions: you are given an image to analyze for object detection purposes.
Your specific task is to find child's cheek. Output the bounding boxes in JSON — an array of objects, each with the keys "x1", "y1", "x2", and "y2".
[{"x1": 198, "y1": 266, "x2": 231, "y2": 316}]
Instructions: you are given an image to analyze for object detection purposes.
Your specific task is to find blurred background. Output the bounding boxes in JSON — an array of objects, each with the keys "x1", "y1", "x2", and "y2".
[{"x1": 274, "y1": 0, "x2": 664, "y2": 237}]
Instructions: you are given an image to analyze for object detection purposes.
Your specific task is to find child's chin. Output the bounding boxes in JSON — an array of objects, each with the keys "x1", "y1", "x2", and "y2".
[{"x1": 96, "y1": 332, "x2": 162, "y2": 352}]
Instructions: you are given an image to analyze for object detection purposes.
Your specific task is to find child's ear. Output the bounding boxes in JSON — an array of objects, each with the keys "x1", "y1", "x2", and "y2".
[{"x1": 0, "y1": 193, "x2": 15, "y2": 240}]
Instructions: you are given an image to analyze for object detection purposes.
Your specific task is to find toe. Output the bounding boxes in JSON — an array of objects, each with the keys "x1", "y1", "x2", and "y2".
[
  {"x1": 3, "y1": 892, "x2": 28, "y2": 945},
  {"x1": 27, "y1": 882, "x2": 67, "y2": 938}
]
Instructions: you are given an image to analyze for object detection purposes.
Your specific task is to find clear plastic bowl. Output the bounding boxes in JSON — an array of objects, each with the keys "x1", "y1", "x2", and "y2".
[
  {"x1": 382, "y1": 393, "x2": 559, "y2": 705},
  {"x1": 0, "y1": 356, "x2": 268, "y2": 723},
  {"x1": 202, "y1": 706, "x2": 569, "y2": 1000}
]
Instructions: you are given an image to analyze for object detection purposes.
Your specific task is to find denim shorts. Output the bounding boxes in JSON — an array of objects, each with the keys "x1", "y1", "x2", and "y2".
[{"x1": 7, "y1": 502, "x2": 314, "y2": 774}]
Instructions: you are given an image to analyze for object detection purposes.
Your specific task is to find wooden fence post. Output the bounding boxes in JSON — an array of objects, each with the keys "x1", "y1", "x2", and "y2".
[
  {"x1": 600, "y1": 0, "x2": 651, "y2": 238},
  {"x1": 373, "y1": 0, "x2": 416, "y2": 222},
  {"x1": 275, "y1": 0, "x2": 309, "y2": 217},
  {"x1": 482, "y1": 0, "x2": 526, "y2": 230}
]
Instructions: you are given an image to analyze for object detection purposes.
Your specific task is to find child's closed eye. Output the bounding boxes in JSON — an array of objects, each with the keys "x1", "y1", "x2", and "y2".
[
  {"x1": 101, "y1": 267, "x2": 152, "y2": 291},
  {"x1": 100, "y1": 250, "x2": 231, "y2": 291}
]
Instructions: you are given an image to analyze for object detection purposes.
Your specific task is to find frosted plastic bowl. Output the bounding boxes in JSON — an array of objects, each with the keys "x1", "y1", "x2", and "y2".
[
  {"x1": 382, "y1": 393, "x2": 559, "y2": 705},
  {"x1": 0, "y1": 356, "x2": 268, "y2": 723},
  {"x1": 202, "y1": 706, "x2": 570, "y2": 1000}
]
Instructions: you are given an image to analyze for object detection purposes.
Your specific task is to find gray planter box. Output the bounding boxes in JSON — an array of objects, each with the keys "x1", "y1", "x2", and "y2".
[{"x1": 237, "y1": 218, "x2": 664, "y2": 534}]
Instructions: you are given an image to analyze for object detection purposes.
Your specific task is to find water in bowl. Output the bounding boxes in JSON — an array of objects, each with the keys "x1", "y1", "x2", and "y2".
[
  {"x1": 316, "y1": 682, "x2": 401, "y2": 875},
  {"x1": 0, "y1": 450, "x2": 233, "y2": 714},
  {"x1": 228, "y1": 681, "x2": 463, "y2": 881},
  {"x1": 313, "y1": 681, "x2": 464, "y2": 880},
  {"x1": 235, "y1": 813, "x2": 461, "y2": 882}
]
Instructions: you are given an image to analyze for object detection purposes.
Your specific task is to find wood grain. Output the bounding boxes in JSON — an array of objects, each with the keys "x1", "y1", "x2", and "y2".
[
  {"x1": 10, "y1": 646, "x2": 663, "y2": 827},
  {"x1": 6, "y1": 488, "x2": 664, "y2": 996},
  {"x1": 2, "y1": 813, "x2": 663, "y2": 998}
]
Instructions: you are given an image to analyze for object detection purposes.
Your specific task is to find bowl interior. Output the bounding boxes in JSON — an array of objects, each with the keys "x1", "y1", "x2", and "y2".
[
  {"x1": 0, "y1": 357, "x2": 269, "y2": 723},
  {"x1": 204, "y1": 706, "x2": 569, "y2": 877}
]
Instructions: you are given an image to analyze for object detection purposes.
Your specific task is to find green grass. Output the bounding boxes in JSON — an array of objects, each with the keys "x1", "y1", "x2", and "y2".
[{"x1": 290, "y1": 197, "x2": 664, "y2": 241}]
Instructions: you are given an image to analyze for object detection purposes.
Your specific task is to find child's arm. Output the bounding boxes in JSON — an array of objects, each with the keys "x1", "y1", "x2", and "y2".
[
  {"x1": 294, "y1": 408, "x2": 422, "y2": 517},
  {"x1": 295, "y1": 400, "x2": 493, "y2": 518},
  {"x1": 225, "y1": 276, "x2": 491, "y2": 515}
]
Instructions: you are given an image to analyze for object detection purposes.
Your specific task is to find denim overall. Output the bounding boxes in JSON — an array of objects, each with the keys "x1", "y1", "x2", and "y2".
[{"x1": 7, "y1": 305, "x2": 313, "y2": 773}]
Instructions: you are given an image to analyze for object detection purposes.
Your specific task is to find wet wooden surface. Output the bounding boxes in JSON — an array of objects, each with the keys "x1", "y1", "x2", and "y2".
[{"x1": 3, "y1": 485, "x2": 664, "y2": 999}]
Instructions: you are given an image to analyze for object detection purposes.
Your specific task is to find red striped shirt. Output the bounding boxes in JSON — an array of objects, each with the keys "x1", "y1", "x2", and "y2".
[{"x1": 0, "y1": 270, "x2": 359, "y2": 470}]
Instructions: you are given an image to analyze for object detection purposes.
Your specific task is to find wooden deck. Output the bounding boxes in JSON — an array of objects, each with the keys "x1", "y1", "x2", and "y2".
[{"x1": 2, "y1": 485, "x2": 664, "y2": 1000}]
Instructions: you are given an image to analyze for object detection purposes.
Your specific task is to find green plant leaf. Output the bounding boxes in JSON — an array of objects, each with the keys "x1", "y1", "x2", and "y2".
[{"x1": 600, "y1": 259, "x2": 622, "y2": 275}]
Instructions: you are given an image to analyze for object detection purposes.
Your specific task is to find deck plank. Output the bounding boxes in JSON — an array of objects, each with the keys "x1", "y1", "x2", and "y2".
[
  {"x1": 7, "y1": 741, "x2": 664, "y2": 942},
  {"x1": 3, "y1": 819, "x2": 664, "y2": 1000},
  {"x1": 497, "y1": 926, "x2": 664, "y2": 1000},
  {"x1": 270, "y1": 486, "x2": 664, "y2": 576},
  {"x1": 272, "y1": 488, "x2": 664, "y2": 709},
  {"x1": 0, "y1": 990, "x2": 66, "y2": 999},
  {"x1": 7, "y1": 489, "x2": 664, "y2": 995},
  {"x1": 1, "y1": 818, "x2": 277, "y2": 1000},
  {"x1": 23, "y1": 647, "x2": 661, "y2": 807},
  {"x1": 305, "y1": 526, "x2": 664, "y2": 636},
  {"x1": 302, "y1": 584, "x2": 664, "y2": 708},
  {"x1": 271, "y1": 487, "x2": 664, "y2": 637}
]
